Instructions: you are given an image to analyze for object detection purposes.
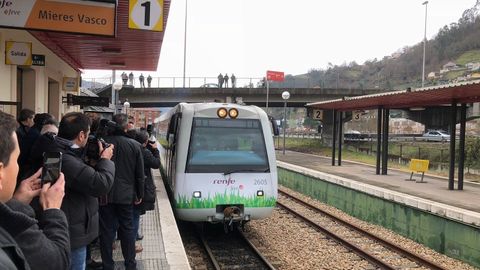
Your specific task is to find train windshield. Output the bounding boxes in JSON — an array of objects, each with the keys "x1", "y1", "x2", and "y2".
[{"x1": 186, "y1": 118, "x2": 269, "y2": 173}]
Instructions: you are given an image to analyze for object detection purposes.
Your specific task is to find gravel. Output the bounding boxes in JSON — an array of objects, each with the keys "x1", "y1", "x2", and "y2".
[{"x1": 242, "y1": 185, "x2": 478, "y2": 270}]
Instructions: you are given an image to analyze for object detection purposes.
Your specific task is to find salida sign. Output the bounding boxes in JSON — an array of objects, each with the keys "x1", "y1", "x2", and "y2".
[{"x1": 0, "y1": 0, "x2": 115, "y2": 36}]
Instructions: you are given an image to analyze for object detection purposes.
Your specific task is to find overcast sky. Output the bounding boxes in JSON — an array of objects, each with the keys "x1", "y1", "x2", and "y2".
[{"x1": 83, "y1": 0, "x2": 476, "y2": 80}]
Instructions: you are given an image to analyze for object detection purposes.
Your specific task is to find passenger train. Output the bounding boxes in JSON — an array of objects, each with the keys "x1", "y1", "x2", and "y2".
[{"x1": 157, "y1": 103, "x2": 279, "y2": 225}]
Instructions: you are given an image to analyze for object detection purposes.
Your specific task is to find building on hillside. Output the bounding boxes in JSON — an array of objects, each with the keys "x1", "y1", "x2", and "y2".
[
  {"x1": 443, "y1": 61, "x2": 459, "y2": 71},
  {"x1": 427, "y1": 72, "x2": 437, "y2": 80},
  {"x1": 466, "y1": 62, "x2": 480, "y2": 71},
  {"x1": 469, "y1": 72, "x2": 480, "y2": 80}
]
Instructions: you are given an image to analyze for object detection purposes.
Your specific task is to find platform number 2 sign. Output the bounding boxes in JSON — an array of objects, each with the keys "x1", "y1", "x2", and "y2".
[
  {"x1": 129, "y1": 0, "x2": 164, "y2": 31},
  {"x1": 313, "y1": 109, "x2": 323, "y2": 120}
]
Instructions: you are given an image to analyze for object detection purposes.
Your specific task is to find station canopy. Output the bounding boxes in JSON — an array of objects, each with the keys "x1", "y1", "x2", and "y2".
[
  {"x1": 29, "y1": 0, "x2": 171, "y2": 71},
  {"x1": 306, "y1": 80, "x2": 480, "y2": 111}
]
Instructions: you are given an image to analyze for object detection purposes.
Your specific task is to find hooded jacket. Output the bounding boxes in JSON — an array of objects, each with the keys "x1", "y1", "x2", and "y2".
[{"x1": 54, "y1": 136, "x2": 115, "y2": 249}]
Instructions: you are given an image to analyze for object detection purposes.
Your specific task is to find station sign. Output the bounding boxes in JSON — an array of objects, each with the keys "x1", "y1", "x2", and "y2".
[
  {"x1": 312, "y1": 109, "x2": 323, "y2": 120},
  {"x1": 5, "y1": 41, "x2": 32, "y2": 65},
  {"x1": 32, "y1": 54, "x2": 45, "y2": 66},
  {"x1": 129, "y1": 0, "x2": 164, "y2": 32},
  {"x1": 0, "y1": 0, "x2": 116, "y2": 36},
  {"x1": 266, "y1": 70, "x2": 284, "y2": 82},
  {"x1": 352, "y1": 110, "x2": 363, "y2": 121},
  {"x1": 63, "y1": 77, "x2": 78, "y2": 91},
  {"x1": 65, "y1": 94, "x2": 110, "y2": 107}
]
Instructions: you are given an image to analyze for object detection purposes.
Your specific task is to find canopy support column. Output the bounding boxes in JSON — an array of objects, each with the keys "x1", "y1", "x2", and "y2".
[
  {"x1": 382, "y1": 108, "x2": 390, "y2": 175},
  {"x1": 448, "y1": 102, "x2": 457, "y2": 190},
  {"x1": 458, "y1": 103, "x2": 466, "y2": 190},
  {"x1": 376, "y1": 107, "x2": 382, "y2": 175},
  {"x1": 338, "y1": 111, "x2": 343, "y2": 166},
  {"x1": 332, "y1": 109, "x2": 337, "y2": 166}
]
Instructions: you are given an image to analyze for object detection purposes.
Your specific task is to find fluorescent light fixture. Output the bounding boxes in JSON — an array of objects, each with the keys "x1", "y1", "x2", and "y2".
[
  {"x1": 102, "y1": 47, "x2": 122, "y2": 55},
  {"x1": 109, "y1": 62, "x2": 126, "y2": 68},
  {"x1": 410, "y1": 107, "x2": 426, "y2": 111}
]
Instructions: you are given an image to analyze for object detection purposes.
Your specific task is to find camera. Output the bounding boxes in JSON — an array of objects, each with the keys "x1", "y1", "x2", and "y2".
[{"x1": 85, "y1": 119, "x2": 116, "y2": 161}]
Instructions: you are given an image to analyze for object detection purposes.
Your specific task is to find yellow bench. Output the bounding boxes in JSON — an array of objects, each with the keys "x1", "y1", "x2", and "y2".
[{"x1": 408, "y1": 159, "x2": 429, "y2": 183}]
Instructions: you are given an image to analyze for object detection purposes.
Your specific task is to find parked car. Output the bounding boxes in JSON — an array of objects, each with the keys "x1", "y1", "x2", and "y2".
[
  {"x1": 200, "y1": 83, "x2": 219, "y2": 88},
  {"x1": 422, "y1": 130, "x2": 450, "y2": 142}
]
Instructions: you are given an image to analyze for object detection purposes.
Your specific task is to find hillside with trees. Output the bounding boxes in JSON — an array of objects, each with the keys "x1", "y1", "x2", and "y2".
[{"x1": 280, "y1": 0, "x2": 480, "y2": 90}]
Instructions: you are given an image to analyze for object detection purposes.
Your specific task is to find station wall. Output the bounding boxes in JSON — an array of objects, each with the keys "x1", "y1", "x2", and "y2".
[{"x1": 0, "y1": 29, "x2": 80, "y2": 119}]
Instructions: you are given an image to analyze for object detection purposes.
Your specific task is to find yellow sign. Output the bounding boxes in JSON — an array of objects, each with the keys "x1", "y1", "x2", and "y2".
[
  {"x1": 63, "y1": 77, "x2": 78, "y2": 92},
  {"x1": 409, "y1": 159, "x2": 429, "y2": 173},
  {"x1": 0, "y1": 0, "x2": 115, "y2": 36},
  {"x1": 312, "y1": 109, "x2": 323, "y2": 120},
  {"x1": 129, "y1": 0, "x2": 164, "y2": 32},
  {"x1": 5, "y1": 41, "x2": 32, "y2": 65}
]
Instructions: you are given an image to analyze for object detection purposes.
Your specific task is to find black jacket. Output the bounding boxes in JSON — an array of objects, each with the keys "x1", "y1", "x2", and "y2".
[
  {"x1": 138, "y1": 147, "x2": 160, "y2": 212},
  {"x1": 55, "y1": 137, "x2": 115, "y2": 249},
  {"x1": 0, "y1": 199, "x2": 71, "y2": 270},
  {"x1": 4, "y1": 200, "x2": 70, "y2": 270},
  {"x1": 105, "y1": 132, "x2": 145, "y2": 204},
  {"x1": 0, "y1": 226, "x2": 29, "y2": 270}
]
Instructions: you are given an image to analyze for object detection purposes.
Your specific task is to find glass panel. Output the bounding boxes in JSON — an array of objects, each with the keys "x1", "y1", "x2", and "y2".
[
  {"x1": 186, "y1": 118, "x2": 269, "y2": 173},
  {"x1": 0, "y1": 104, "x2": 18, "y2": 118}
]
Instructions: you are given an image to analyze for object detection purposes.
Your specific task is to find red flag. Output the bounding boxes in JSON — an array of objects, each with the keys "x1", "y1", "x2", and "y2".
[{"x1": 266, "y1": 70, "x2": 284, "y2": 82}]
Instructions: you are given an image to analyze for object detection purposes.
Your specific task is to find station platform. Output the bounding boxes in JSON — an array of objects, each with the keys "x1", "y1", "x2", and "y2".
[
  {"x1": 92, "y1": 170, "x2": 190, "y2": 270},
  {"x1": 276, "y1": 150, "x2": 480, "y2": 226}
]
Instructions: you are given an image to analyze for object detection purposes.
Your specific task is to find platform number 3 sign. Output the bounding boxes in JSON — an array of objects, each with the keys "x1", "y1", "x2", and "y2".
[{"x1": 129, "y1": 0, "x2": 164, "y2": 31}]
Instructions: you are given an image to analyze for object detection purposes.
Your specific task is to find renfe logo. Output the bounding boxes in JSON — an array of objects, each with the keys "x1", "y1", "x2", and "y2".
[
  {"x1": 212, "y1": 178, "x2": 236, "y2": 186},
  {"x1": 0, "y1": 0, "x2": 12, "y2": 9}
]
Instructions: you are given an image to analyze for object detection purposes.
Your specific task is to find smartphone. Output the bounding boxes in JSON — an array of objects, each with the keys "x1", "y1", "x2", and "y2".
[{"x1": 41, "y1": 152, "x2": 62, "y2": 185}]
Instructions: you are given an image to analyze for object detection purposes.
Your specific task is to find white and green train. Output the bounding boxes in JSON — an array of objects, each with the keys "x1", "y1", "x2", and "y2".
[{"x1": 157, "y1": 103, "x2": 278, "y2": 224}]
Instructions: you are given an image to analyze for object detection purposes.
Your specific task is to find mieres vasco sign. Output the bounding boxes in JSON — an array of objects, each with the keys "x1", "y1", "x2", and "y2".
[{"x1": 0, "y1": 0, "x2": 116, "y2": 36}]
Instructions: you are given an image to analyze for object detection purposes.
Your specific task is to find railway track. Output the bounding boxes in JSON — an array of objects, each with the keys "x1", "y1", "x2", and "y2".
[
  {"x1": 277, "y1": 188, "x2": 447, "y2": 270},
  {"x1": 194, "y1": 224, "x2": 276, "y2": 270}
]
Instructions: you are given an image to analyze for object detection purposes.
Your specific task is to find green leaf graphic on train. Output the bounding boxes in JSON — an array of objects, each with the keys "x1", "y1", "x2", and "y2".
[{"x1": 176, "y1": 191, "x2": 276, "y2": 209}]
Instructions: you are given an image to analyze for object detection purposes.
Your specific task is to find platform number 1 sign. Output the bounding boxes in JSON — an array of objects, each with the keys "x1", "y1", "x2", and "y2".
[{"x1": 129, "y1": 0, "x2": 164, "y2": 31}]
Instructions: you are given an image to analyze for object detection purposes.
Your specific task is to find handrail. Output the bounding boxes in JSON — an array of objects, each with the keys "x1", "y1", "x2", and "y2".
[{"x1": 81, "y1": 76, "x2": 324, "y2": 89}]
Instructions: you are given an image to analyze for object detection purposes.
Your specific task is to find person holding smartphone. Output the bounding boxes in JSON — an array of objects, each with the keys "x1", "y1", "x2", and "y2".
[
  {"x1": 54, "y1": 112, "x2": 115, "y2": 270},
  {"x1": 0, "y1": 111, "x2": 69, "y2": 270}
]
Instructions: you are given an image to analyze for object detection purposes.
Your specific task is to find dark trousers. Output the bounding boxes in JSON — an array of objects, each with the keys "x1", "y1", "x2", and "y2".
[{"x1": 99, "y1": 203, "x2": 137, "y2": 270}]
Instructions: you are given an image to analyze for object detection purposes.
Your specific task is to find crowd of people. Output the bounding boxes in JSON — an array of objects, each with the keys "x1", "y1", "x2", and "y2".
[
  {"x1": 0, "y1": 108, "x2": 160, "y2": 270},
  {"x1": 121, "y1": 72, "x2": 153, "y2": 88},
  {"x1": 217, "y1": 73, "x2": 236, "y2": 88}
]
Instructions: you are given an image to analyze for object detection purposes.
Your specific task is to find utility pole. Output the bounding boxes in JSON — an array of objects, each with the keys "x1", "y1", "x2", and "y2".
[{"x1": 422, "y1": 1, "x2": 428, "y2": 87}]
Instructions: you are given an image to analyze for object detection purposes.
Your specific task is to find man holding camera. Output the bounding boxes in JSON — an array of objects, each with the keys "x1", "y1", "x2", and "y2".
[
  {"x1": 0, "y1": 111, "x2": 70, "y2": 270},
  {"x1": 55, "y1": 112, "x2": 115, "y2": 270},
  {"x1": 100, "y1": 113, "x2": 145, "y2": 270}
]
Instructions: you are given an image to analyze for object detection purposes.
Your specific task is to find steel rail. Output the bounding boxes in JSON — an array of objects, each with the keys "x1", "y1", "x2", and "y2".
[
  {"x1": 236, "y1": 227, "x2": 277, "y2": 270},
  {"x1": 278, "y1": 189, "x2": 447, "y2": 270}
]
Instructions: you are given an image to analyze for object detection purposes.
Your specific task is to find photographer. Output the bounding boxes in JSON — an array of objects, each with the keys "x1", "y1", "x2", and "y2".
[
  {"x1": 100, "y1": 114, "x2": 144, "y2": 270},
  {"x1": 0, "y1": 111, "x2": 69, "y2": 270},
  {"x1": 132, "y1": 130, "x2": 160, "y2": 251},
  {"x1": 54, "y1": 112, "x2": 115, "y2": 270}
]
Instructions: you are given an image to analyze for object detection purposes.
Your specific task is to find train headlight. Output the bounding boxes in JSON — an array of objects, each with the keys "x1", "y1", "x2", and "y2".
[
  {"x1": 217, "y1": 108, "x2": 228, "y2": 118},
  {"x1": 228, "y1": 108, "x2": 239, "y2": 119},
  {"x1": 256, "y1": 190, "x2": 264, "y2": 197},
  {"x1": 193, "y1": 191, "x2": 202, "y2": 198}
]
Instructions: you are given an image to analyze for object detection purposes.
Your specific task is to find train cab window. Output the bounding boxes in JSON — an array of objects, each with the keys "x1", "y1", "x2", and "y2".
[{"x1": 186, "y1": 118, "x2": 269, "y2": 173}]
